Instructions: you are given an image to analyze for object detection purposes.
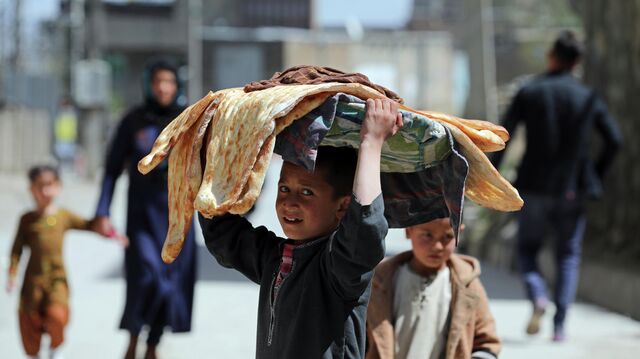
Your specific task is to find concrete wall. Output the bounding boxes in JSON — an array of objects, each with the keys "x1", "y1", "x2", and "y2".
[
  {"x1": 90, "y1": 0, "x2": 189, "y2": 53},
  {"x1": 283, "y1": 32, "x2": 456, "y2": 113},
  {"x1": 0, "y1": 107, "x2": 53, "y2": 173}
]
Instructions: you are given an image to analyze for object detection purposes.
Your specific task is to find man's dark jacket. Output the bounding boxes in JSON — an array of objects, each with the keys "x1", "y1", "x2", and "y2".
[
  {"x1": 200, "y1": 195, "x2": 388, "y2": 359},
  {"x1": 493, "y1": 70, "x2": 622, "y2": 198}
]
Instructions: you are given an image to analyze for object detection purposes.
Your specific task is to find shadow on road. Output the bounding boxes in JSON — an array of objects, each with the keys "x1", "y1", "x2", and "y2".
[{"x1": 479, "y1": 263, "x2": 527, "y2": 301}]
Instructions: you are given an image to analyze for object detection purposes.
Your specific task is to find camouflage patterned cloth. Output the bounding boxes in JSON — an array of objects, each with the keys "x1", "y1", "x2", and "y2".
[{"x1": 274, "y1": 93, "x2": 469, "y2": 238}]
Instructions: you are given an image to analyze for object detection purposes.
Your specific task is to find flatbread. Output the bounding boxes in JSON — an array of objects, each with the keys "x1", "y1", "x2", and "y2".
[
  {"x1": 406, "y1": 107, "x2": 507, "y2": 153},
  {"x1": 138, "y1": 91, "x2": 219, "y2": 175},
  {"x1": 228, "y1": 134, "x2": 276, "y2": 214},
  {"x1": 162, "y1": 99, "x2": 219, "y2": 263},
  {"x1": 440, "y1": 122, "x2": 523, "y2": 211},
  {"x1": 420, "y1": 110, "x2": 510, "y2": 142}
]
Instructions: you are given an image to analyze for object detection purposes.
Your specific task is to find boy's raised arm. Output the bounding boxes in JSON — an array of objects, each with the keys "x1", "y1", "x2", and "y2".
[
  {"x1": 353, "y1": 99, "x2": 403, "y2": 205},
  {"x1": 324, "y1": 99, "x2": 402, "y2": 300}
]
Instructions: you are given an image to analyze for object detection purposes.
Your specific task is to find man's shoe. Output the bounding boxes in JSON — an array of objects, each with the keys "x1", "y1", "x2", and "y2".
[
  {"x1": 552, "y1": 327, "x2": 566, "y2": 342},
  {"x1": 526, "y1": 305, "x2": 546, "y2": 335}
]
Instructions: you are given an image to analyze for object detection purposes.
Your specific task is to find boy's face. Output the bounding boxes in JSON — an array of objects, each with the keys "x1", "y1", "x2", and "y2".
[
  {"x1": 406, "y1": 218, "x2": 456, "y2": 271},
  {"x1": 30, "y1": 171, "x2": 60, "y2": 210},
  {"x1": 276, "y1": 162, "x2": 350, "y2": 240}
]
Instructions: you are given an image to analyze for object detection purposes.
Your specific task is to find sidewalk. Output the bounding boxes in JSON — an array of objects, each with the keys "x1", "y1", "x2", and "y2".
[{"x1": 1, "y1": 162, "x2": 639, "y2": 358}]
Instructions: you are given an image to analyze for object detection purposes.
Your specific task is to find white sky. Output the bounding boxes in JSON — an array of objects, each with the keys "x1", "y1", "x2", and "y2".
[
  {"x1": 315, "y1": 0, "x2": 413, "y2": 28},
  {"x1": 1, "y1": 0, "x2": 58, "y2": 56},
  {"x1": 22, "y1": 0, "x2": 58, "y2": 19}
]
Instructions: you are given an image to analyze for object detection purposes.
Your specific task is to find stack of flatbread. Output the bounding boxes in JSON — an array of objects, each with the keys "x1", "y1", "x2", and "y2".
[{"x1": 138, "y1": 83, "x2": 522, "y2": 263}]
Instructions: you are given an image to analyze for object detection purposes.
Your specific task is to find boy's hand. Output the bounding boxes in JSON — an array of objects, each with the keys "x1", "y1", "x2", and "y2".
[
  {"x1": 104, "y1": 225, "x2": 130, "y2": 248},
  {"x1": 92, "y1": 216, "x2": 129, "y2": 248},
  {"x1": 361, "y1": 98, "x2": 403, "y2": 145},
  {"x1": 92, "y1": 216, "x2": 114, "y2": 237},
  {"x1": 6, "y1": 277, "x2": 16, "y2": 294},
  {"x1": 110, "y1": 231, "x2": 130, "y2": 248},
  {"x1": 353, "y1": 98, "x2": 403, "y2": 205}
]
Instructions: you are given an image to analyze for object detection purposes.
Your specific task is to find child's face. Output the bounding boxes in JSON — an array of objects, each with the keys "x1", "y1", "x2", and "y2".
[
  {"x1": 406, "y1": 218, "x2": 456, "y2": 271},
  {"x1": 276, "y1": 162, "x2": 350, "y2": 240},
  {"x1": 30, "y1": 171, "x2": 61, "y2": 210}
]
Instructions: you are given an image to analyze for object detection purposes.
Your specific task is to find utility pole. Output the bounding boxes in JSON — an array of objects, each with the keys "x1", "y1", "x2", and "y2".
[
  {"x1": 70, "y1": 0, "x2": 85, "y2": 80},
  {"x1": 10, "y1": 0, "x2": 21, "y2": 72},
  {"x1": 188, "y1": 0, "x2": 203, "y2": 101},
  {"x1": 480, "y1": 0, "x2": 498, "y2": 122},
  {"x1": 73, "y1": 0, "x2": 110, "y2": 179},
  {"x1": 0, "y1": 0, "x2": 5, "y2": 105},
  {"x1": 462, "y1": 0, "x2": 498, "y2": 122},
  {"x1": 0, "y1": 1, "x2": 5, "y2": 65}
]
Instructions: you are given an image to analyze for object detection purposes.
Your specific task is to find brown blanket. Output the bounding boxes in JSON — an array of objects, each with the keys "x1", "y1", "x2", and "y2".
[{"x1": 244, "y1": 65, "x2": 404, "y2": 103}]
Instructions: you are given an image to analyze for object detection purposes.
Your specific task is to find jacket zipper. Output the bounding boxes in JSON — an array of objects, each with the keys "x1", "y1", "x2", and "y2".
[
  {"x1": 267, "y1": 260, "x2": 296, "y2": 346},
  {"x1": 267, "y1": 271, "x2": 277, "y2": 346},
  {"x1": 267, "y1": 239, "x2": 321, "y2": 346}
]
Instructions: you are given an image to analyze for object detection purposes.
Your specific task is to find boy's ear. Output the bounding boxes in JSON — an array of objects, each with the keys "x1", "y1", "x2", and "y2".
[
  {"x1": 405, "y1": 227, "x2": 412, "y2": 239},
  {"x1": 336, "y1": 195, "x2": 352, "y2": 220},
  {"x1": 459, "y1": 223, "x2": 466, "y2": 232}
]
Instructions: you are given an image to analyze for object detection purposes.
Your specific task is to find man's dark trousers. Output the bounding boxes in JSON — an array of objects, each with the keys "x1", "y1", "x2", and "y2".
[{"x1": 517, "y1": 192, "x2": 586, "y2": 329}]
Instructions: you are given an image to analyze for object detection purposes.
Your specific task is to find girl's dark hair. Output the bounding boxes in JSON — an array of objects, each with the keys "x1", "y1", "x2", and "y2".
[
  {"x1": 28, "y1": 164, "x2": 60, "y2": 183},
  {"x1": 314, "y1": 146, "x2": 358, "y2": 198},
  {"x1": 551, "y1": 30, "x2": 583, "y2": 69}
]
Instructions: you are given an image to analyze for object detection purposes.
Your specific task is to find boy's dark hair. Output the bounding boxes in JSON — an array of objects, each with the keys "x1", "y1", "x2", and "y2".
[
  {"x1": 314, "y1": 146, "x2": 357, "y2": 198},
  {"x1": 28, "y1": 164, "x2": 60, "y2": 183},
  {"x1": 551, "y1": 30, "x2": 582, "y2": 69}
]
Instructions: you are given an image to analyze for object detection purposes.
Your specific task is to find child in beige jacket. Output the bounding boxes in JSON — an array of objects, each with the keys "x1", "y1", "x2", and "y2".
[{"x1": 366, "y1": 218, "x2": 501, "y2": 359}]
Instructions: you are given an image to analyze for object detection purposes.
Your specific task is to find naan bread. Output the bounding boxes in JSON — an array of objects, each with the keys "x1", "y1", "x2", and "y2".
[
  {"x1": 138, "y1": 91, "x2": 220, "y2": 174},
  {"x1": 162, "y1": 99, "x2": 219, "y2": 263},
  {"x1": 419, "y1": 110, "x2": 510, "y2": 143},
  {"x1": 441, "y1": 122, "x2": 523, "y2": 211},
  {"x1": 228, "y1": 134, "x2": 276, "y2": 214},
  {"x1": 407, "y1": 107, "x2": 507, "y2": 153}
]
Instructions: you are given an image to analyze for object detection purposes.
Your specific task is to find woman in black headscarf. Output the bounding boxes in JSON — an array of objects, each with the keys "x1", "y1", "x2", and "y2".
[{"x1": 94, "y1": 60, "x2": 196, "y2": 359}]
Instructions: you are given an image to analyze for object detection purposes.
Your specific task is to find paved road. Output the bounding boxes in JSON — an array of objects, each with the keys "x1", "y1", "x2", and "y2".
[{"x1": 1, "y1": 157, "x2": 639, "y2": 358}]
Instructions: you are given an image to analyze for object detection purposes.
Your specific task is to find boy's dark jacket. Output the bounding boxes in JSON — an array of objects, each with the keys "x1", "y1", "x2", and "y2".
[
  {"x1": 366, "y1": 252, "x2": 501, "y2": 359},
  {"x1": 200, "y1": 195, "x2": 388, "y2": 359}
]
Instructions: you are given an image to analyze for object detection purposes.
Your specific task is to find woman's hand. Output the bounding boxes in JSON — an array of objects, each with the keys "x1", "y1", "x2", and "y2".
[{"x1": 6, "y1": 277, "x2": 16, "y2": 294}]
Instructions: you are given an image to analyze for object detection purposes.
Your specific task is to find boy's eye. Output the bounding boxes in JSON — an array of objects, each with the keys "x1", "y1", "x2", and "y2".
[
  {"x1": 279, "y1": 185, "x2": 289, "y2": 193},
  {"x1": 301, "y1": 188, "x2": 314, "y2": 196}
]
